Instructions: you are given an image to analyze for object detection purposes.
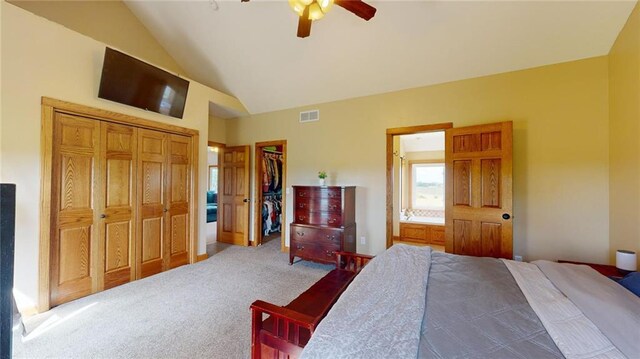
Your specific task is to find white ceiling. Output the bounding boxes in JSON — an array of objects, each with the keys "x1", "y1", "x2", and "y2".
[
  {"x1": 401, "y1": 131, "x2": 444, "y2": 152},
  {"x1": 125, "y1": 0, "x2": 636, "y2": 116}
]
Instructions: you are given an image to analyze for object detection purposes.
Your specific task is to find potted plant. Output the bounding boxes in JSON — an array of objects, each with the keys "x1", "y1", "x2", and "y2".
[{"x1": 318, "y1": 171, "x2": 327, "y2": 186}]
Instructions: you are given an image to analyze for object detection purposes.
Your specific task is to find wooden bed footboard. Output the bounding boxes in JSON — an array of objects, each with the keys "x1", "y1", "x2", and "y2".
[
  {"x1": 251, "y1": 300, "x2": 317, "y2": 359},
  {"x1": 250, "y1": 252, "x2": 374, "y2": 359},
  {"x1": 335, "y1": 251, "x2": 374, "y2": 273}
]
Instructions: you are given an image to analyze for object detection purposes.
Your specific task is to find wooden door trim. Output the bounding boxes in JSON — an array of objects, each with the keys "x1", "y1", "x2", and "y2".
[
  {"x1": 253, "y1": 140, "x2": 287, "y2": 253},
  {"x1": 208, "y1": 141, "x2": 226, "y2": 246},
  {"x1": 42, "y1": 97, "x2": 198, "y2": 136},
  {"x1": 39, "y1": 97, "x2": 199, "y2": 313},
  {"x1": 385, "y1": 122, "x2": 453, "y2": 249}
]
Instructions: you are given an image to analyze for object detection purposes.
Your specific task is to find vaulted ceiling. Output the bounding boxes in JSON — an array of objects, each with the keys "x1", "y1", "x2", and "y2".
[{"x1": 125, "y1": 0, "x2": 636, "y2": 116}]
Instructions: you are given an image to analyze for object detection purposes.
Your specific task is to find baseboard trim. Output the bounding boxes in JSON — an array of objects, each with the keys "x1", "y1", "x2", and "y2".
[{"x1": 196, "y1": 254, "x2": 208, "y2": 262}]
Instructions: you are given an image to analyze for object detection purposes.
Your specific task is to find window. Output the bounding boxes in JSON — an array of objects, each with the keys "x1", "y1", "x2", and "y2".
[
  {"x1": 209, "y1": 165, "x2": 218, "y2": 192},
  {"x1": 410, "y1": 162, "x2": 444, "y2": 210}
]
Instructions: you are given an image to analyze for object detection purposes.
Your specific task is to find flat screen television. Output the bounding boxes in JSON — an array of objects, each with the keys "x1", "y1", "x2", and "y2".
[{"x1": 98, "y1": 48, "x2": 189, "y2": 119}]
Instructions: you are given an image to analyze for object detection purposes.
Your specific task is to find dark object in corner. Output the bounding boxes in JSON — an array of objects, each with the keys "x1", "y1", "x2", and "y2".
[{"x1": 0, "y1": 184, "x2": 16, "y2": 359}]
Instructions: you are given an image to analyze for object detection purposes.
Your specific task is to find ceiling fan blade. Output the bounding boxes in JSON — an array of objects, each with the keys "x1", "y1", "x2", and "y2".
[
  {"x1": 297, "y1": 8, "x2": 312, "y2": 38},
  {"x1": 335, "y1": 0, "x2": 377, "y2": 21}
]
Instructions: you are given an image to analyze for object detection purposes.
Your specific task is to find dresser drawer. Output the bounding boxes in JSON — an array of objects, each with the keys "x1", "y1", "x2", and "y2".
[
  {"x1": 290, "y1": 241, "x2": 339, "y2": 263},
  {"x1": 295, "y1": 198, "x2": 342, "y2": 213},
  {"x1": 296, "y1": 187, "x2": 342, "y2": 200},
  {"x1": 291, "y1": 225, "x2": 342, "y2": 246},
  {"x1": 294, "y1": 210, "x2": 342, "y2": 227}
]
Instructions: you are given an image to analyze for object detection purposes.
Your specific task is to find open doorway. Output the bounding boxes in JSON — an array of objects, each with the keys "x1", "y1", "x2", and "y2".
[
  {"x1": 394, "y1": 132, "x2": 446, "y2": 250},
  {"x1": 254, "y1": 140, "x2": 287, "y2": 252},
  {"x1": 386, "y1": 123, "x2": 452, "y2": 249},
  {"x1": 207, "y1": 141, "x2": 228, "y2": 256}
]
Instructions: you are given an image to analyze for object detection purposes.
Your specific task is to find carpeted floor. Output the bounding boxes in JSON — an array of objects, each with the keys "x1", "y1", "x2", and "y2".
[{"x1": 13, "y1": 240, "x2": 332, "y2": 358}]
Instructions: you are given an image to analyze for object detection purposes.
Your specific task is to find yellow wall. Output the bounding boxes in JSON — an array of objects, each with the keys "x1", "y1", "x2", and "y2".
[
  {"x1": 208, "y1": 115, "x2": 227, "y2": 144},
  {"x1": 0, "y1": 2, "x2": 236, "y2": 313},
  {"x1": 609, "y1": 2, "x2": 640, "y2": 265},
  {"x1": 227, "y1": 56, "x2": 611, "y2": 264},
  {"x1": 7, "y1": 0, "x2": 186, "y2": 76}
]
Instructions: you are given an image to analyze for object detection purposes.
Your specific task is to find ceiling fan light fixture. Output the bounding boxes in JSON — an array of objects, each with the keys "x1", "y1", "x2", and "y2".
[
  {"x1": 308, "y1": 2, "x2": 325, "y2": 20},
  {"x1": 319, "y1": 0, "x2": 333, "y2": 13},
  {"x1": 288, "y1": 0, "x2": 307, "y2": 16}
]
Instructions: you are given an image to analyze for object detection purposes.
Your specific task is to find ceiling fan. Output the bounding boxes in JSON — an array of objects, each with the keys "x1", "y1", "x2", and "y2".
[{"x1": 241, "y1": 0, "x2": 377, "y2": 38}]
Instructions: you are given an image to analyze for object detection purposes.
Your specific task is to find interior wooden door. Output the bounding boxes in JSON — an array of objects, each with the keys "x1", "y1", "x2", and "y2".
[
  {"x1": 219, "y1": 145, "x2": 250, "y2": 246},
  {"x1": 166, "y1": 134, "x2": 191, "y2": 269},
  {"x1": 137, "y1": 129, "x2": 167, "y2": 278},
  {"x1": 50, "y1": 113, "x2": 100, "y2": 306},
  {"x1": 99, "y1": 122, "x2": 137, "y2": 290},
  {"x1": 445, "y1": 121, "x2": 513, "y2": 259}
]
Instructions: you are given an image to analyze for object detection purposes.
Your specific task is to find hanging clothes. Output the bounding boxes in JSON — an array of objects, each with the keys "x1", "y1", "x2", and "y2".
[{"x1": 262, "y1": 150, "x2": 283, "y2": 236}]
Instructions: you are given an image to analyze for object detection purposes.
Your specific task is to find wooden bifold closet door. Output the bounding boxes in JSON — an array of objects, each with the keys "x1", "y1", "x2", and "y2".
[{"x1": 50, "y1": 113, "x2": 192, "y2": 306}]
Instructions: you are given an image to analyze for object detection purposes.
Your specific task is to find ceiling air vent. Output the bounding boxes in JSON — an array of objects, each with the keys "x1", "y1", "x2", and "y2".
[{"x1": 299, "y1": 110, "x2": 319, "y2": 123}]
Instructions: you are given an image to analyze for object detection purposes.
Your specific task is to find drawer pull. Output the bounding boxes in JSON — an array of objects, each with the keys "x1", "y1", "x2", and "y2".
[
  {"x1": 329, "y1": 205, "x2": 338, "y2": 211},
  {"x1": 325, "y1": 235, "x2": 336, "y2": 241},
  {"x1": 296, "y1": 245, "x2": 304, "y2": 250},
  {"x1": 328, "y1": 218, "x2": 336, "y2": 224},
  {"x1": 296, "y1": 231, "x2": 305, "y2": 237},
  {"x1": 298, "y1": 216, "x2": 306, "y2": 221},
  {"x1": 298, "y1": 203, "x2": 306, "y2": 208},
  {"x1": 326, "y1": 250, "x2": 333, "y2": 257},
  {"x1": 300, "y1": 192, "x2": 307, "y2": 197}
]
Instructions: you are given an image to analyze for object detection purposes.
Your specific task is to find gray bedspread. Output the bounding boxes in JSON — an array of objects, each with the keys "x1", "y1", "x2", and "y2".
[
  {"x1": 302, "y1": 247, "x2": 565, "y2": 359},
  {"x1": 419, "y1": 252, "x2": 563, "y2": 358}
]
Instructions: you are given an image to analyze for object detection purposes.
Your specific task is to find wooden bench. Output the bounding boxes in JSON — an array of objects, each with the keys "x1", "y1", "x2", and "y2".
[{"x1": 250, "y1": 252, "x2": 374, "y2": 359}]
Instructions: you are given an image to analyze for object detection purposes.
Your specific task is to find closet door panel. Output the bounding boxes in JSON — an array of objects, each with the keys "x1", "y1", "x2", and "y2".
[
  {"x1": 100, "y1": 122, "x2": 137, "y2": 290},
  {"x1": 137, "y1": 129, "x2": 167, "y2": 278},
  {"x1": 167, "y1": 134, "x2": 191, "y2": 269},
  {"x1": 50, "y1": 113, "x2": 99, "y2": 306}
]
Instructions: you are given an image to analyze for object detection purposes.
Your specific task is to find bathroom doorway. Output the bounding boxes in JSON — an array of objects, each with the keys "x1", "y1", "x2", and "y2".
[{"x1": 386, "y1": 123, "x2": 452, "y2": 249}]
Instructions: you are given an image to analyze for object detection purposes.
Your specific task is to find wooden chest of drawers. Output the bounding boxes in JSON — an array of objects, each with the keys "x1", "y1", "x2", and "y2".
[{"x1": 290, "y1": 186, "x2": 356, "y2": 265}]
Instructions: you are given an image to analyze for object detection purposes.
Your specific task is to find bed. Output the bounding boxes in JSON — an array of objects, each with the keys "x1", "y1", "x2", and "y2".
[{"x1": 299, "y1": 244, "x2": 640, "y2": 359}]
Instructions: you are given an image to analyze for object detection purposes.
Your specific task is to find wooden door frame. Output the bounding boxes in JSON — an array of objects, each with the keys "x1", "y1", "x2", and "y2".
[
  {"x1": 385, "y1": 123, "x2": 453, "y2": 249},
  {"x1": 208, "y1": 141, "x2": 225, "y2": 248},
  {"x1": 253, "y1": 140, "x2": 287, "y2": 253},
  {"x1": 39, "y1": 97, "x2": 200, "y2": 312}
]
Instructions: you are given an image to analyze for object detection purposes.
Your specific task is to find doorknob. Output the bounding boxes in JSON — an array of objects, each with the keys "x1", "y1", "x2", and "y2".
[
  {"x1": 502, "y1": 213, "x2": 511, "y2": 220},
  {"x1": 243, "y1": 198, "x2": 250, "y2": 203}
]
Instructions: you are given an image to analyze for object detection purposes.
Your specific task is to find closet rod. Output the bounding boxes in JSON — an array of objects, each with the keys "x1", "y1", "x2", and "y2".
[{"x1": 263, "y1": 149, "x2": 282, "y2": 154}]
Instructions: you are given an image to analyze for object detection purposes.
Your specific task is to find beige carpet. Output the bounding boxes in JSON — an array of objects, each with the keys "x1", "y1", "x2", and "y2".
[{"x1": 14, "y1": 240, "x2": 332, "y2": 358}]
